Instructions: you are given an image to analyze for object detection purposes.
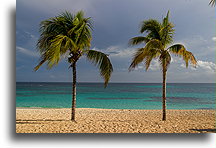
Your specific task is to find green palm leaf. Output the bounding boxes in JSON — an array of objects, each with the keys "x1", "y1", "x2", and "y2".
[
  {"x1": 129, "y1": 47, "x2": 146, "y2": 71},
  {"x1": 160, "y1": 11, "x2": 175, "y2": 46},
  {"x1": 86, "y1": 50, "x2": 113, "y2": 87},
  {"x1": 128, "y1": 36, "x2": 150, "y2": 46},
  {"x1": 35, "y1": 11, "x2": 93, "y2": 70},
  {"x1": 34, "y1": 11, "x2": 113, "y2": 121},
  {"x1": 34, "y1": 58, "x2": 46, "y2": 71},
  {"x1": 129, "y1": 39, "x2": 162, "y2": 71},
  {"x1": 168, "y1": 44, "x2": 197, "y2": 67},
  {"x1": 129, "y1": 11, "x2": 197, "y2": 121},
  {"x1": 140, "y1": 19, "x2": 161, "y2": 38},
  {"x1": 209, "y1": 0, "x2": 215, "y2": 6}
]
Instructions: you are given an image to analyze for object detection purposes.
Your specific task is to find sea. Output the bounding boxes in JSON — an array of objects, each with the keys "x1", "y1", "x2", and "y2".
[{"x1": 16, "y1": 82, "x2": 216, "y2": 110}]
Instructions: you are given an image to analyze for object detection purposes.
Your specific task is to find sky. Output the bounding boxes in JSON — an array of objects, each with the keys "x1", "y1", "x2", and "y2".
[{"x1": 16, "y1": 0, "x2": 216, "y2": 83}]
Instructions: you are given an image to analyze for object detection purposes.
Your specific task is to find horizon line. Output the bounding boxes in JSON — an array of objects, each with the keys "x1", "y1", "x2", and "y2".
[{"x1": 16, "y1": 81, "x2": 216, "y2": 84}]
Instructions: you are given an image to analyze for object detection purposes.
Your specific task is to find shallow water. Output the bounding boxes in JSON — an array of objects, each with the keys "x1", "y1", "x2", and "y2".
[{"x1": 16, "y1": 82, "x2": 216, "y2": 109}]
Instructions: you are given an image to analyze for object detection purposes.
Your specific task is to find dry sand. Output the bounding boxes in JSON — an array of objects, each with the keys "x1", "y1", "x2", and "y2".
[{"x1": 16, "y1": 108, "x2": 215, "y2": 133}]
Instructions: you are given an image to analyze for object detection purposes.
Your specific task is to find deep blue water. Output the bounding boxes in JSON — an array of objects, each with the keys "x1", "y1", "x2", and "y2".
[{"x1": 16, "y1": 82, "x2": 216, "y2": 109}]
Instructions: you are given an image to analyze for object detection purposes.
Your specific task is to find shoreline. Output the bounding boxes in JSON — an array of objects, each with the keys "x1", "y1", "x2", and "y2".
[
  {"x1": 16, "y1": 107, "x2": 215, "y2": 110},
  {"x1": 16, "y1": 108, "x2": 215, "y2": 133}
]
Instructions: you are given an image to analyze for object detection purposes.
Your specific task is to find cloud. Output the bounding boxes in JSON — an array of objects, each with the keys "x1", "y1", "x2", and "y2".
[
  {"x1": 16, "y1": 0, "x2": 215, "y2": 83},
  {"x1": 92, "y1": 45, "x2": 135, "y2": 58},
  {"x1": 109, "y1": 47, "x2": 135, "y2": 58},
  {"x1": 180, "y1": 60, "x2": 216, "y2": 73},
  {"x1": 197, "y1": 60, "x2": 216, "y2": 73},
  {"x1": 95, "y1": 44, "x2": 216, "y2": 76},
  {"x1": 134, "y1": 65, "x2": 144, "y2": 71},
  {"x1": 16, "y1": 46, "x2": 39, "y2": 57},
  {"x1": 149, "y1": 60, "x2": 160, "y2": 71},
  {"x1": 212, "y1": 37, "x2": 216, "y2": 41},
  {"x1": 132, "y1": 59, "x2": 161, "y2": 71},
  {"x1": 24, "y1": 31, "x2": 36, "y2": 38}
]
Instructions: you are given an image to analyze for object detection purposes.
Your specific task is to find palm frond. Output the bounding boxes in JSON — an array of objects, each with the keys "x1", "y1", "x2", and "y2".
[
  {"x1": 168, "y1": 44, "x2": 197, "y2": 67},
  {"x1": 35, "y1": 11, "x2": 93, "y2": 71},
  {"x1": 129, "y1": 39, "x2": 162, "y2": 71},
  {"x1": 168, "y1": 44, "x2": 185, "y2": 54},
  {"x1": 140, "y1": 19, "x2": 161, "y2": 40},
  {"x1": 129, "y1": 47, "x2": 146, "y2": 71},
  {"x1": 75, "y1": 11, "x2": 85, "y2": 20},
  {"x1": 128, "y1": 36, "x2": 150, "y2": 46},
  {"x1": 162, "y1": 11, "x2": 170, "y2": 27},
  {"x1": 34, "y1": 59, "x2": 46, "y2": 71},
  {"x1": 60, "y1": 11, "x2": 74, "y2": 22},
  {"x1": 209, "y1": 0, "x2": 215, "y2": 6},
  {"x1": 72, "y1": 16, "x2": 92, "y2": 50},
  {"x1": 160, "y1": 11, "x2": 175, "y2": 46},
  {"x1": 45, "y1": 35, "x2": 68, "y2": 68},
  {"x1": 86, "y1": 50, "x2": 113, "y2": 87},
  {"x1": 144, "y1": 48, "x2": 161, "y2": 71},
  {"x1": 183, "y1": 51, "x2": 197, "y2": 68},
  {"x1": 159, "y1": 23, "x2": 175, "y2": 46}
]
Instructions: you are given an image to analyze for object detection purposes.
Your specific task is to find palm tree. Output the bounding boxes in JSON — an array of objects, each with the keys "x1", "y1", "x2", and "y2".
[
  {"x1": 34, "y1": 11, "x2": 113, "y2": 121},
  {"x1": 128, "y1": 11, "x2": 197, "y2": 121},
  {"x1": 209, "y1": 0, "x2": 215, "y2": 6}
]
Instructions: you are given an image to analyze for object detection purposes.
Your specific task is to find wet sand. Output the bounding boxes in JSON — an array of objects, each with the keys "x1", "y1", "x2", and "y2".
[{"x1": 16, "y1": 108, "x2": 215, "y2": 133}]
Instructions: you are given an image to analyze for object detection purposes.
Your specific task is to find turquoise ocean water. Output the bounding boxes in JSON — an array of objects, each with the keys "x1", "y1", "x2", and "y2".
[{"x1": 16, "y1": 82, "x2": 215, "y2": 110}]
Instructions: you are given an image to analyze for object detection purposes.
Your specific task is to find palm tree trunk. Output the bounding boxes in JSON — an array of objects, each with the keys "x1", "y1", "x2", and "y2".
[
  {"x1": 71, "y1": 62, "x2": 77, "y2": 121},
  {"x1": 162, "y1": 64, "x2": 167, "y2": 121}
]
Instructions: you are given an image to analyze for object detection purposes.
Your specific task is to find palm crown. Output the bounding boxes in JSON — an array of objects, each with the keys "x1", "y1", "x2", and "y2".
[
  {"x1": 35, "y1": 11, "x2": 113, "y2": 87},
  {"x1": 129, "y1": 11, "x2": 197, "y2": 121},
  {"x1": 35, "y1": 11, "x2": 113, "y2": 121},
  {"x1": 129, "y1": 11, "x2": 197, "y2": 71}
]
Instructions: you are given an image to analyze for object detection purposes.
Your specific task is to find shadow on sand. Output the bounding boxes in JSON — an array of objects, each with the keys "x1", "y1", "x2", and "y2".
[
  {"x1": 16, "y1": 119, "x2": 70, "y2": 122},
  {"x1": 190, "y1": 129, "x2": 216, "y2": 133},
  {"x1": 16, "y1": 119, "x2": 76, "y2": 124}
]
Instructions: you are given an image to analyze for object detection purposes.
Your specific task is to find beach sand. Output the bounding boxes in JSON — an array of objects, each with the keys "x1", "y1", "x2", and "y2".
[{"x1": 16, "y1": 108, "x2": 215, "y2": 133}]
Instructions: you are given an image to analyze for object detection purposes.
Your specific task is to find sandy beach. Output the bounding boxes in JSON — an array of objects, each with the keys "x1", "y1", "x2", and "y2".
[{"x1": 16, "y1": 108, "x2": 215, "y2": 133}]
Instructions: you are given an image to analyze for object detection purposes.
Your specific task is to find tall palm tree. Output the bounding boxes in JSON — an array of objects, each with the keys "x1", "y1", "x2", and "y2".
[
  {"x1": 34, "y1": 11, "x2": 113, "y2": 121},
  {"x1": 209, "y1": 0, "x2": 215, "y2": 6},
  {"x1": 129, "y1": 11, "x2": 197, "y2": 121}
]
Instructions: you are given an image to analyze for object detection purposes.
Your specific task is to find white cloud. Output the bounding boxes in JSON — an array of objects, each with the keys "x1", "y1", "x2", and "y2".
[
  {"x1": 197, "y1": 60, "x2": 216, "y2": 73},
  {"x1": 107, "y1": 47, "x2": 135, "y2": 58},
  {"x1": 92, "y1": 45, "x2": 135, "y2": 58},
  {"x1": 134, "y1": 65, "x2": 144, "y2": 71},
  {"x1": 180, "y1": 60, "x2": 216, "y2": 73},
  {"x1": 129, "y1": 59, "x2": 161, "y2": 72},
  {"x1": 24, "y1": 31, "x2": 36, "y2": 38},
  {"x1": 90, "y1": 44, "x2": 216, "y2": 83},
  {"x1": 180, "y1": 63, "x2": 185, "y2": 68},
  {"x1": 95, "y1": 45, "x2": 216, "y2": 76},
  {"x1": 106, "y1": 46, "x2": 119, "y2": 52},
  {"x1": 212, "y1": 37, "x2": 216, "y2": 41},
  {"x1": 149, "y1": 60, "x2": 160, "y2": 71},
  {"x1": 16, "y1": 46, "x2": 39, "y2": 57}
]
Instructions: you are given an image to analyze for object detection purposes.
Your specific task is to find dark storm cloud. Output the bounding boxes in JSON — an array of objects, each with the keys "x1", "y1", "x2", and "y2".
[{"x1": 16, "y1": 0, "x2": 215, "y2": 82}]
